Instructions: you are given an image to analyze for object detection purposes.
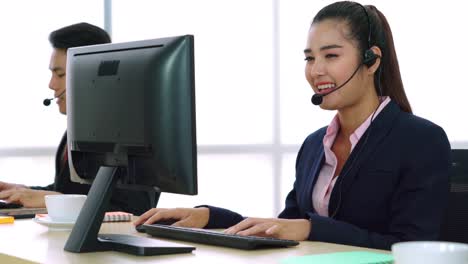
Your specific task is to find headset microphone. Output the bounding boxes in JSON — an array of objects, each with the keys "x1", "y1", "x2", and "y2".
[
  {"x1": 311, "y1": 63, "x2": 363, "y2": 106},
  {"x1": 43, "y1": 98, "x2": 53, "y2": 106},
  {"x1": 311, "y1": 93, "x2": 324, "y2": 106},
  {"x1": 310, "y1": 49, "x2": 380, "y2": 106},
  {"x1": 43, "y1": 91, "x2": 66, "y2": 106}
]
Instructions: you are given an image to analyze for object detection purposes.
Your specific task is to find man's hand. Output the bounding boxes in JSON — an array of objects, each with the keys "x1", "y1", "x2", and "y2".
[
  {"x1": 0, "y1": 181, "x2": 27, "y2": 191},
  {"x1": 0, "y1": 188, "x2": 60, "y2": 208}
]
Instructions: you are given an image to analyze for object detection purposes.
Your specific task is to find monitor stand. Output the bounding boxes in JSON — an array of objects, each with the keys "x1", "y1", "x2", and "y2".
[{"x1": 64, "y1": 166, "x2": 195, "y2": 256}]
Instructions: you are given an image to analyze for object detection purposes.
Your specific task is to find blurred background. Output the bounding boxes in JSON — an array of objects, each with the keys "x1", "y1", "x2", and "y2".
[{"x1": 0, "y1": 0, "x2": 466, "y2": 217}]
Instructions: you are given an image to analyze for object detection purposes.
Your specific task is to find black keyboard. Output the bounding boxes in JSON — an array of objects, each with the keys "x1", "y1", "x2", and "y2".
[
  {"x1": 142, "y1": 224, "x2": 299, "y2": 250},
  {"x1": 0, "y1": 201, "x2": 22, "y2": 209}
]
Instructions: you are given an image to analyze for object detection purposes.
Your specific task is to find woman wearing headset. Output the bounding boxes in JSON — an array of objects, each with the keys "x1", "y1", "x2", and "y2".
[{"x1": 135, "y1": 1, "x2": 451, "y2": 250}]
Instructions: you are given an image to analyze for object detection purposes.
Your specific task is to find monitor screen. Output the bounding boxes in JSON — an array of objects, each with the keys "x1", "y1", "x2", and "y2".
[
  {"x1": 64, "y1": 35, "x2": 198, "y2": 255},
  {"x1": 67, "y1": 35, "x2": 197, "y2": 195}
]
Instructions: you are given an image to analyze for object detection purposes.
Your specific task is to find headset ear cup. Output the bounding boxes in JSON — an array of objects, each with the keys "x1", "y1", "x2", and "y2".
[{"x1": 363, "y1": 49, "x2": 378, "y2": 67}]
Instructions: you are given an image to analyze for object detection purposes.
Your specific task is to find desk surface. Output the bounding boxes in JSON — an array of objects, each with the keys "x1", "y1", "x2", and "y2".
[{"x1": 0, "y1": 218, "x2": 389, "y2": 264}]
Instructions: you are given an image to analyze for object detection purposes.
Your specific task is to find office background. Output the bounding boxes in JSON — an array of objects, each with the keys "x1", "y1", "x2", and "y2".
[{"x1": 0, "y1": 0, "x2": 466, "y2": 217}]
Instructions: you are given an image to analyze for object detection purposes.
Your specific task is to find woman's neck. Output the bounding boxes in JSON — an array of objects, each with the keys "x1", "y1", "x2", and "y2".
[{"x1": 337, "y1": 93, "x2": 380, "y2": 138}]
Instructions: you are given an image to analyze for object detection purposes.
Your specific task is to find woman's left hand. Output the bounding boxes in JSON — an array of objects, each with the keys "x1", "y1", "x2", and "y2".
[{"x1": 224, "y1": 217, "x2": 311, "y2": 241}]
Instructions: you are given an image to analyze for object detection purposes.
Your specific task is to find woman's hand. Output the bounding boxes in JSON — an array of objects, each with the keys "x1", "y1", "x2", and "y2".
[
  {"x1": 224, "y1": 217, "x2": 311, "y2": 241},
  {"x1": 134, "y1": 207, "x2": 210, "y2": 228}
]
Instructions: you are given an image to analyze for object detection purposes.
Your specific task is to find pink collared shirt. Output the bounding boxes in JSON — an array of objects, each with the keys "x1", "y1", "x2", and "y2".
[{"x1": 312, "y1": 97, "x2": 391, "y2": 217}]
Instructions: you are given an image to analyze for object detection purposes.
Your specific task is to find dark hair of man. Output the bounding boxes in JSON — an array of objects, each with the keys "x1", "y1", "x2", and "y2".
[
  {"x1": 312, "y1": 1, "x2": 412, "y2": 113},
  {"x1": 49, "y1": 22, "x2": 111, "y2": 50}
]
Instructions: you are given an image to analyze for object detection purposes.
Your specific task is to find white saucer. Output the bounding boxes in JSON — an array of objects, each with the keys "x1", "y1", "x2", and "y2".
[{"x1": 33, "y1": 216, "x2": 75, "y2": 230}]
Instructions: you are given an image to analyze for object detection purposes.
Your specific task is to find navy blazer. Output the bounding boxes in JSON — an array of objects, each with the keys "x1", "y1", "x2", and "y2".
[
  {"x1": 30, "y1": 132, "x2": 89, "y2": 195},
  {"x1": 204, "y1": 101, "x2": 451, "y2": 250}
]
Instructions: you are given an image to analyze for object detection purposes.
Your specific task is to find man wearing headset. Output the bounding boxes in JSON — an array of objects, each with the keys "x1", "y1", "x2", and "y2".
[{"x1": 0, "y1": 23, "x2": 153, "y2": 215}]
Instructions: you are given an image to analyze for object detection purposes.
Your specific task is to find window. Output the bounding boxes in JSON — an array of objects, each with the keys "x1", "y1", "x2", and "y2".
[
  {"x1": 1, "y1": 0, "x2": 465, "y2": 217},
  {"x1": 111, "y1": 0, "x2": 279, "y2": 214},
  {"x1": 0, "y1": 0, "x2": 103, "y2": 186}
]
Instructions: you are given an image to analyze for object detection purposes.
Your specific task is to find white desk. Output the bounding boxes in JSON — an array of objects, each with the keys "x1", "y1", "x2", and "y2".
[{"x1": 0, "y1": 219, "x2": 389, "y2": 263}]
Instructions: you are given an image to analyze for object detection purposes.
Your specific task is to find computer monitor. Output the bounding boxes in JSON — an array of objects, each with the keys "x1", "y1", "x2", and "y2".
[{"x1": 64, "y1": 35, "x2": 197, "y2": 256}]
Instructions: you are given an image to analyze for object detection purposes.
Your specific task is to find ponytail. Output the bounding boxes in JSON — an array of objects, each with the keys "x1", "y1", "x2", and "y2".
[{"x1": 370, "y1": 6, "x2": 412, "y2": 113}]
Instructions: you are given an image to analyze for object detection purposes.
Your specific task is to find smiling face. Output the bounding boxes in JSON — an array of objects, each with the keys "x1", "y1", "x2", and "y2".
[
  {"x1": 304, "y1": 19, "x2": 377, "y2": 111},
  {"x1": 48, "y1": 48, "x2": 67, "y2": 115}
]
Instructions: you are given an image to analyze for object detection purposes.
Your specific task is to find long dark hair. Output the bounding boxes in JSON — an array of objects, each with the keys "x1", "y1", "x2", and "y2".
[{"x1": 312, "y1": 1, "x2": 412, "y2": 113}]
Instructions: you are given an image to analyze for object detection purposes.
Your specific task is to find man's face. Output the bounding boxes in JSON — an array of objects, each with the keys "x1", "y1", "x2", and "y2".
[{"x1": 48, "y1": 48, "x2": 67, "y2": 115}]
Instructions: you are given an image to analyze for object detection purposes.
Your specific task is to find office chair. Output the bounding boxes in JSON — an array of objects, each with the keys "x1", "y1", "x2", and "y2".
[{"x1": 439, "y1": 149, "x2": 468, "y2": 243}]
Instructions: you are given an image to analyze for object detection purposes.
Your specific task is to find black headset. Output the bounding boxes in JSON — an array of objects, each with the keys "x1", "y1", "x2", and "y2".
[
  {"x1": 360, "y1": 4, "x2": 379, "y2": 67},
  {"x1": 329, "y1": 2, "x2": 381, "y2": 219}
]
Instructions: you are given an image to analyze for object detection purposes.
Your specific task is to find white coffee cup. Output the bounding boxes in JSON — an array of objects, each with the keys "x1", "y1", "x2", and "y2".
[
  {"x1": 392, "y1": 241, "x2": 468, "y2": 264},
  {"x1": 45, "y1": 194, "x2": 87, "y2": 222}
]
